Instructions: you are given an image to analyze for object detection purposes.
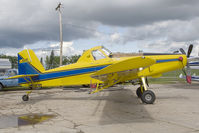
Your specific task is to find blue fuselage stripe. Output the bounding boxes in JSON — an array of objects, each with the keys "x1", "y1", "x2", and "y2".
[
  {"x1": 156, "y1": 59, "x2": 179, "y2": 63},
  {"x1": 19, "y1": 65, "x2": 108, "y2": 84},
  {"x1": 39, "y1": 65, "x2": 108, "y2": 80}
]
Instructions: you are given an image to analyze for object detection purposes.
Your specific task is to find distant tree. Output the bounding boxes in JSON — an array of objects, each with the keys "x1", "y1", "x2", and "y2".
[
  {"x1": 53, "y1": 56, "x2": 60, "y2": 68},
  {"x1": 44, "y1": 53, "x2": 81, "y2": 70},
  {"x1": 63, "y1": 56, "x2": 71, "y2": 65},
  {"x1": 40, "y1": 57, "x2": 43, "y2": 66},
  {"x1": 49, "y1": 50, "x2": 54, "y2": 69},
  {"x1": 71, "y1": 55, "x2": 81, "y2": 63},
  {"x1": 63, "y1": 55, "x2": 80, "y2": 65},
  {"x1": 8, "y1": 56, "x2": 18, "y2": 69},
  {"x1": 45, "y1": 55, "x2": 50, "y2": 69}
]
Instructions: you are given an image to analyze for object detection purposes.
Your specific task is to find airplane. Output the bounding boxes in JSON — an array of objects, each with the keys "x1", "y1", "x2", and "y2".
[
  {"x1": 7, "y1": 45, "x2": 193, "y2": 104},
  {"x1": 179, "y1": 46, "x2": 199, "y2": 82},
  {"x1": 179, "y1": 58, "x2": 199, "y2": 82},
  {"x1": 179, "y1": 73, "x2": 199, "y2": 82}
]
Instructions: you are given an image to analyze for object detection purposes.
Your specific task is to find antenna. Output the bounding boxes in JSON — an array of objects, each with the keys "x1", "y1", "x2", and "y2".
[{"x1": 55, "y1": 2, "x2": 63, "y2": 66}]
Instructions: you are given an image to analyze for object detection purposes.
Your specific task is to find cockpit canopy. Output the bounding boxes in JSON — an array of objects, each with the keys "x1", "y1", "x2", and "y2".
[
  {"x1": 77, "y1": 46, "x2": 112, "y2": 63},
  {"x1": 92, "y1": 47, "x2": 112, "y2": 60}
]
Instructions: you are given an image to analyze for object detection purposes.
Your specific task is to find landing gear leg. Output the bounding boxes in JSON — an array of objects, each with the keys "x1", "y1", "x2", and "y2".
[
  {"x1": 136, "y1": 79, "x2": 145, "y2": 98},
  {"x1": 139, "y1": 77, "x2": 156, "y2": 104}
]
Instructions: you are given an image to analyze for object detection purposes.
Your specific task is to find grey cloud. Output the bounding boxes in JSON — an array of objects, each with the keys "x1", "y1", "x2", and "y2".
[
  {"x1": 120, "y1": 17, "x2": 199, "y2": 44},
  {"x1": 1, "y1": 0, "x2": 199, "y2": 48},
  {"x1": 64, "y1": 0, "x2": 199, "y2": 26},
  {"x1": 0, "y1": 0, "x2": 97, "y2": 48}
]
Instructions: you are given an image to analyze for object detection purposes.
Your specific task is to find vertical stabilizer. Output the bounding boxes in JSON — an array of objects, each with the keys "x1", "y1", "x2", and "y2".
[{"x1": 18, "y1": 49, "x2": 45, "y2": 75}]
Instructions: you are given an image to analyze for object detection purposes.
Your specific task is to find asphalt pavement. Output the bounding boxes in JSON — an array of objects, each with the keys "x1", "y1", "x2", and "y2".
[{"x1": 0, "y1": 83, "x2": 199, "y2": 133}]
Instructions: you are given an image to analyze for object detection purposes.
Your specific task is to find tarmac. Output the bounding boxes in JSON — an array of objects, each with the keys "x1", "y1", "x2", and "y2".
[{"x1": 0, "y1": 83, "x2": 199, "y2": 133}]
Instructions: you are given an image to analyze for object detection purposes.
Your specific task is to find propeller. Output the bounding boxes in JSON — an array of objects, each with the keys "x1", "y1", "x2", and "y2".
[
  {"x1": 179, "y1": 44, "x2": 193, "y2": 84},
  {"x1": 187, "y1": 44, "x2": 193, "y2": 58}
]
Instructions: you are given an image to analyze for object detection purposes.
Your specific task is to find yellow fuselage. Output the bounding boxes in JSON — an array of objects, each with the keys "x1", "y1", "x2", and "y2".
[
  {"x1": 18, "y1": 46, "x2": 187, "y2": 88},
  {"x1": 20, "y1": 55, "x2": 187, "y2": 88}
]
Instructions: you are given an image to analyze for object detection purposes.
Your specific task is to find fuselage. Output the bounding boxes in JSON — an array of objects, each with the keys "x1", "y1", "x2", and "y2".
[{"x1": 18, "y1": 46, "x2": 187, "y2": 88}]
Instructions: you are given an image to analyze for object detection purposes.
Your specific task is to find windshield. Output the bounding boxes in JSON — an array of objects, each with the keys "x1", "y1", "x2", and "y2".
[
  {"x1": 92, "y1": 50, "x2": 106, "y2": 60},
  {"x1": 101, "y1": 47, "x2": 112, "y2": 57},
  {"x1": 4, "y1": 70, "x2": 17, "y2": 76}
]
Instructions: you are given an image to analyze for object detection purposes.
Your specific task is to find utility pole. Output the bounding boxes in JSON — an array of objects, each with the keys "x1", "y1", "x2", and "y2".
[{"x1": 55, "y1": 2, "x2": 63, "y2": 66}]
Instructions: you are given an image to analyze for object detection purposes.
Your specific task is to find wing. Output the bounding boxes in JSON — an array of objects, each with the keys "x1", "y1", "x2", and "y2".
[
  {"x1": 6, "y1": 74, "x2": 39, "y2": 79},
  {"x1": 89, "y1": 56, "x2": 156, "y2": 93},
  {"x1": 92, "y1": 56, "x2": 156, "y2": 81}
]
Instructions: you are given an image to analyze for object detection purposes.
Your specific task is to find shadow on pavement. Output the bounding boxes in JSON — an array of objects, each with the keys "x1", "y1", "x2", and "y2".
[{"x1": 98, "y1": 89, "x2": 153, "y2": 125}]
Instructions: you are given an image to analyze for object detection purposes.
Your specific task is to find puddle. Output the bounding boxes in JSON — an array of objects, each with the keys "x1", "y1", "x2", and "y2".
[{"x1": 0, "y1": 114, "x2": 56, "y2": 129}]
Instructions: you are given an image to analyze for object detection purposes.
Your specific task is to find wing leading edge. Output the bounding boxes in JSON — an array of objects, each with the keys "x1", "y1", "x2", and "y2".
[{"x1": 91, "y1": 56, "x2": 156, "y2": 80}]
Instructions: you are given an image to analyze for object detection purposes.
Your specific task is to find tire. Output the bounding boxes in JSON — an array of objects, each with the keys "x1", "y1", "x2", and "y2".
[
  {"x1": 141, "y1": 90, "x2": 156, "y2": 104},
  {"x1": 22, "y1": 95, "x2": 29, "y2": 101},
  {"x1": 136, "y1": 87, "x2": 142, "y2": 98},
  {"x1": 0, "y1": 84, "x2": 3, "y2": 91}
]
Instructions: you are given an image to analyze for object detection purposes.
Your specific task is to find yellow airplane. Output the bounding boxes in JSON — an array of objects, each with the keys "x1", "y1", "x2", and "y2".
[{"x1": 8, "y1": 45, "x2": 193, "y2": 104}]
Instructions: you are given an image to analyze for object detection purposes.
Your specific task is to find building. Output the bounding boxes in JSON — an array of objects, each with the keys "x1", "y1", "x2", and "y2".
[{"x1": 0, "y1": 58, "x2": 11, "y2": 74}]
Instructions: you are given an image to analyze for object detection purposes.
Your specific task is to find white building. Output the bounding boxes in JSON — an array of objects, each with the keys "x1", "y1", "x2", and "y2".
[{"x1": 0, "y1": 58, "x2": 11, "y2": 73}]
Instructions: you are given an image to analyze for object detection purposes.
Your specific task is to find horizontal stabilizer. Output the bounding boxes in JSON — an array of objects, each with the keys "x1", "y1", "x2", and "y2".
[
  {"x1": 92, "y1": 57, "x2": 156, "y2": 77},
  {"x1": 6, "y1": 74, "x2": 39, "y2": 79}
]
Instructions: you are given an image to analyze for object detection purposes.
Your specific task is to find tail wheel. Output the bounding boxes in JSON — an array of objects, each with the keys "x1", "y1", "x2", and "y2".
[
  {"x1": 22, "y1": 95, "x2": 29, "y2": 101},
  {"x1": 141, "y1": 90, "x2": 156, "y2": 104},
  {"x1": 136, "y1": 87, "x2": 142, "y2": 98}
]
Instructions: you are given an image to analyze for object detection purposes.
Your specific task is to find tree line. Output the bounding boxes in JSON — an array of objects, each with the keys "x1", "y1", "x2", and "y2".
[
  {"x1": 0, "y1": 50, "x2": 81, "y2": 70},
  {"x1": 44, "y1": 50, "x2": 80, "y2": 70}
]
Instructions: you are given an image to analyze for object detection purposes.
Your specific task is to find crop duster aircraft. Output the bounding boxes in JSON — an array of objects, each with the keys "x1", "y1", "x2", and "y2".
[{"x1": 8, "y1": 45, "x2": 193, "y2": 104}]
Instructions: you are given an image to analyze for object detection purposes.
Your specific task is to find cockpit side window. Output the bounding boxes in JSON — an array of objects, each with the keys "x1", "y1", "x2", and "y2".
[{"x1": 92, "y1": 50, "x2": 106, "y2": 60}]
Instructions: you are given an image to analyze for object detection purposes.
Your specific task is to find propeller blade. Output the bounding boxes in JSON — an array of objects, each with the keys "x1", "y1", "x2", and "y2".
[
  {"x1": 187, "y1": 44, "x2": 193, "y2": 58},
  {"x1": 186, "y1": 63, "x2": 192, "y2": 84},
  {"x1": 180, "y1": 44, "x2": 193, "y2": 84},
  {"x1": 180, "y1": 48, "x2": 186, "y2": 55},
  {"x1": 186, "y1": 75, "x2": 192, "y2": 84},
  {"x1": 173, "y1": 50, "x2": 179, "y2": 54}
]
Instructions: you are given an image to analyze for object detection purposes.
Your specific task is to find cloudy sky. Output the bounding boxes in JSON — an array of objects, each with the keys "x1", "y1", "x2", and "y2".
[{"x1": 1, "y1": 0, "x2": 199, "y2": 58}]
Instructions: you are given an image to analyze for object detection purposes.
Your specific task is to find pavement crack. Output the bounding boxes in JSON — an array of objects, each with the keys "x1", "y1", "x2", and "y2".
[{"x1": 152, "y1": 118, "x2": 199, "y2": 131}]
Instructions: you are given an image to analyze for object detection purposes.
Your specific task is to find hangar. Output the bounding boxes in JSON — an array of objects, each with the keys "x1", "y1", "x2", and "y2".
[{"x1": 0, "y1": 58, "x2": 11, "y2": 75}]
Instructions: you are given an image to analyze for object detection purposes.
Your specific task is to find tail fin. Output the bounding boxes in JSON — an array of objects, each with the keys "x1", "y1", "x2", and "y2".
[{"x1": 18, "y1": 49, "x2": 45, "y2": 75}]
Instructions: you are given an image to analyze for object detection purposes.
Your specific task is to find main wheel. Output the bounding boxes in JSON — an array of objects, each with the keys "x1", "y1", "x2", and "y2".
[
  {"x1": 136, "y1": 87, "x2": 142, "y2": 98},
  {"x1": 141, "y1": 90, "x2": 156, "y2": 104},
  {"x1": 22, "y1": 95, "x2": 29, "y2": 101}
]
